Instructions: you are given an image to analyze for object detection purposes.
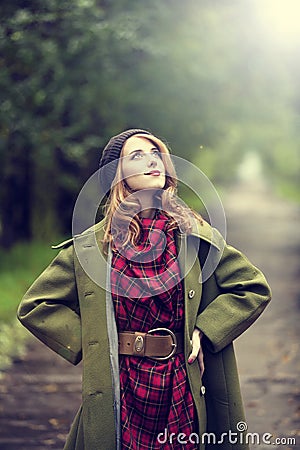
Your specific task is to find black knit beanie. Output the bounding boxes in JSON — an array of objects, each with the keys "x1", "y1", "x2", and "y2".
[{"x1": 99, "y1": 128, "x2": 151, "y2": 195}]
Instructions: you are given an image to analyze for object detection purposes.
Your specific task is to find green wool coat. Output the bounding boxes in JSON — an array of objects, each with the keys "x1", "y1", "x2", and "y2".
[{"x1": 17, "y1": 218, "x2": 271, "y2": 450}]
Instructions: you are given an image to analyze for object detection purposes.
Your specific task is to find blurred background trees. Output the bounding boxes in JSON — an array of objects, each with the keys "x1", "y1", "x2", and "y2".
[{"x1": 0, "y1": 0, "x2": 299, "y2": 247}]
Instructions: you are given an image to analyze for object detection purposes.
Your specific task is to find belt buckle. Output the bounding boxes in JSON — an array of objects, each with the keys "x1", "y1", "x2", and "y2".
[{"x1": 148, "y1": 327, "x2": 177, "y2": 361}]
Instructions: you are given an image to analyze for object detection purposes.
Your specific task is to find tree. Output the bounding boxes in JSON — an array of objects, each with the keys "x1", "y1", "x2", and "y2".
[{"x1": 1, "y1": 0, "x2": 299, "y2": 247}]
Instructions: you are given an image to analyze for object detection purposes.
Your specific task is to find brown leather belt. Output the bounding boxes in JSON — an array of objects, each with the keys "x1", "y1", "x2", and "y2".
[{"x1": 118, "y1": 327, "x2": 184, "y2": 361}]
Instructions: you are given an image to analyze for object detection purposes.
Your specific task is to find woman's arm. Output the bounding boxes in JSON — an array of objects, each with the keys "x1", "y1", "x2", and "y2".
[
  {"x1": 17, "y1": 244, "x2": 82, "y2": 365},
  {"x1": 195, "y1": 237, "x2": 272, "y2": 354}
]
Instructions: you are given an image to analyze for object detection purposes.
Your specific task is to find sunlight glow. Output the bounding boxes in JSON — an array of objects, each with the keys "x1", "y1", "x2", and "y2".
[{"x1": 255, "y1": 0, "x2": 300, "y2": 47}]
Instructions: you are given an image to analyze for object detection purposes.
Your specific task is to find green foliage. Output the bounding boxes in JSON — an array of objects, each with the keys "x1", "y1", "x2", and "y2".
[
  {"x1": 0, "y1": 0, "x2": 299, "y2": 246},
  {"x1": 0, "y1": 320, "x2": 29, "y2": 374},
  {"x1": 0, "y1": 240, "x2": 60, "y2": 321},
  {"x1": 0, "y1": 239, "x2": 61, "y2": 372}
]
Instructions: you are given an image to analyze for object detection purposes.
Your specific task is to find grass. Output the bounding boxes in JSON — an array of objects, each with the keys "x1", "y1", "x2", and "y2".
[
  {"x1": 0, "y1": 238, "x2": 63, "y2": 373},
  {"x1": 0, "y1": 239, "x2": 62, "y2": 322},
  {"x1": 277, "y1": 182, "x2": 300, "y2": 204}
]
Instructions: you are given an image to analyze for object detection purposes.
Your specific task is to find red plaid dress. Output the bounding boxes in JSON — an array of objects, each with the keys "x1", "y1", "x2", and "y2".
[{"x1": 111, "y1": 211, "x2": 198, "y2": 449}]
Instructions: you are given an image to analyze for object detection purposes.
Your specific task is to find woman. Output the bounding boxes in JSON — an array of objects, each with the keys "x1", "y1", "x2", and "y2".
[{"x1": 18, "y1": 128, "x2": 271, "y2": 450}]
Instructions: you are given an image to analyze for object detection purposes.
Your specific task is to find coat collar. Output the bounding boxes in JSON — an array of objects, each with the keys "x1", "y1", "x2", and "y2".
[
  {"x1": 188, "y1": 218, "x2": 221, "y2": 251},
  {"x1": 52, "y1": 216, "x2": 222, "y2": 253},
  {"x1": 90, "y1": 216, "x2": 222, "y2": 252}
]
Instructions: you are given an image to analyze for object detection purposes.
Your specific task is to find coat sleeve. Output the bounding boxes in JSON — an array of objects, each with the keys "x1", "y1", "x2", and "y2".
[
  {"x1": 17, "y1": 244, "x2": 82, "y2": 365},
  {"x1": 195, "y1": 232, "x2": 272, "y2": 353}
]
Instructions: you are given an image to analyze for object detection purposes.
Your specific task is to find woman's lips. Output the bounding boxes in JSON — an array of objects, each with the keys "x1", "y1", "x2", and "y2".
[{"x1": 144, "y1": 170, "x2": 161, "y2": 176}]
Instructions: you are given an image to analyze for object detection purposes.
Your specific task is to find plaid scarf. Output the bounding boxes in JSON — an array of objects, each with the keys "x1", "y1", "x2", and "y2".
[
  {"x1": 111, "y1": 211, "x2": 182, "y2": 302},
  {"x1": 111, "y1": 211, "x2": 183, "y2": 331}
]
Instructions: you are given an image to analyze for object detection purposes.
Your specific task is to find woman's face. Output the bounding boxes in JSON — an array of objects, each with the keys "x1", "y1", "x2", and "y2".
[{"x1": 121, "y1": 136, "x2": 166, "y2": 191}]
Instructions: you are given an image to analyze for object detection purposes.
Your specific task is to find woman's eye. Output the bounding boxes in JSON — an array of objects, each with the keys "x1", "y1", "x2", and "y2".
[
  {"x1": 130, "y1": 150, "x2": 160, "y2": 160},
  {"x1": 152, "y1": 150, "x2": 160, "y2": 158},
  {"x1": 131, "y1": 152, "x2": 143, "y2": 160}
]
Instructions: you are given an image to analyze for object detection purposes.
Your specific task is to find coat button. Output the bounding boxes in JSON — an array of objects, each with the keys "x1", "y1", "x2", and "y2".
[
  {"x1": 188, "y1": 289, "x2": 195, "y2": 299},
  {"x1": 200, "y1": 386, "x2": 206, "y2": 396}
]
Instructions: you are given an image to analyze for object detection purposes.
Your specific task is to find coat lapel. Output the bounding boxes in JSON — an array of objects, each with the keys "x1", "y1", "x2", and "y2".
[{"x1": 73, "y1": 228, "x2": 117, "y2": 449}]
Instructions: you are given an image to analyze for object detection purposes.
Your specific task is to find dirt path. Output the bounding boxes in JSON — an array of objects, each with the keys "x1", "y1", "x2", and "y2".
[
  {"x1": 0, "y1": 181, "x2": 299, "y2": 449},
  {"x1": 0, "y1": 340, "x2": 81, "y2": 450},
  {"x1": 224, "y1": 181, "x2": 299, "y2": 449}
]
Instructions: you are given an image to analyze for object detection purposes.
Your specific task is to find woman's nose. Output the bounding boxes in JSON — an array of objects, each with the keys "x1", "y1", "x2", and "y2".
[{"x1": 147, "y1": 154, "x2": 157, "y2": 167}]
